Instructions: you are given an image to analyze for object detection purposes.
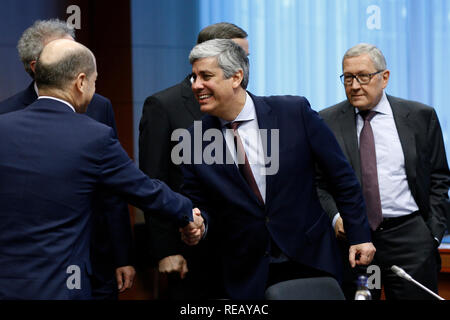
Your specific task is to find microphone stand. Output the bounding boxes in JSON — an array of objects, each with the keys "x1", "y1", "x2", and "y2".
[{"x1": 391, "y1": 265, "x2": 445, "y2": 300}]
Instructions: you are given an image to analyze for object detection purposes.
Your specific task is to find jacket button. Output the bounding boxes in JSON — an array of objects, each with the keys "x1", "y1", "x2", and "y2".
[{"x1": 265, "y1": 216, "x2": 270, "y2": 224}]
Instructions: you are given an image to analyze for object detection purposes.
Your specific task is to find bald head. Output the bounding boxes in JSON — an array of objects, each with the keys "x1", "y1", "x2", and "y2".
[
  {"x1": 35, "y1": 39, "x2": 98, "y2": 113},
  {"x1": 35, "y1": 39, "x2": 96, "y2": 91}
]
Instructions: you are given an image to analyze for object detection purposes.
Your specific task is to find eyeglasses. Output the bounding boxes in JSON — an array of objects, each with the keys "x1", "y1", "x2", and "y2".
[{"x1": 340, "y1": 70, "x2": 385, "y2": 86}]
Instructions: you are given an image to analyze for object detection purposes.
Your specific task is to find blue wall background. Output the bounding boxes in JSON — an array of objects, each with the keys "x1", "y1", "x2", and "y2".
[
  {"x1": 0, "y1": 0, "x2": 66, "y2": 99},
  {"x1": 132, "y1": 0, "x2": 450, "y2": 163},
  {"x1": 131, "y1": 0, "x2": 200, "y2": 158}
]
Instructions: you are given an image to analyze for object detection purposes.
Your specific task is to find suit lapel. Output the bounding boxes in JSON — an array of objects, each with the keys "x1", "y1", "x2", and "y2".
[
  {"x1": 250, "y1": 93, "x2": 277, "y2": 207},
  {"x1": 339, "y1": 103, "x2": 362, "y2": 182},
  {"x1": 201, "y1": 114, "x2": 245, "y2": 190},
  {"x1": 388, "y1": 95, "x2": 417, "y2": 196},
  {"x1": 202, "y1": 93, "x2": 270, "y2": 209}
]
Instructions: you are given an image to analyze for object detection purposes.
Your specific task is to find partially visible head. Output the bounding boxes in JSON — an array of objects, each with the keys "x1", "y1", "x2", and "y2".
[
  {"x1": 17, "y1": 19, "x2": 75, "y2": 78},
  {"x1": 342, "y1": 43, "x2": 386, "y2": 71},
  {"x1": 35, "y1": 39, "x2": 97, "y2": 112},
  {"x1": 197, "y1": 22, "x2": 249, "y2": 55},
  {"x1": 189, "y1": 39, "x2": 249, "y2": 119},
  {"x1": 341, "y1": 43, "x2": 390, "y2": 111}
]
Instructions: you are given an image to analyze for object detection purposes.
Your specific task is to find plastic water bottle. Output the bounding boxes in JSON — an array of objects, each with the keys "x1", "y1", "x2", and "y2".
[{"x1": 354, "y1": 275, "x2": 372, "y2": 300}]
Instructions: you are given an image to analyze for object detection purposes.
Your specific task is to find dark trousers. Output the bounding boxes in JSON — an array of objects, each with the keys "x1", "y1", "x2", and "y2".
[
  {"x1": 164, "y1": 269, "x2": 225, "y2": 300},
  {"x1": 91, "y1": 273, "x2": 118, "y2": 300},
  {"x1": 371, "y1": 212, "x2": 440, "y2": 300},
  {"x1": 339, "y1": 212, "x2": 440, "y2": 300},
  {"x1": 162, "y1": 241, "x2": 226, "y2": 300}
]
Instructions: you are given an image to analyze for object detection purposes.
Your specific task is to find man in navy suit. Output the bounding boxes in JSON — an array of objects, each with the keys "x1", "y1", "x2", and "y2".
[
  {"x1": 181, "y1": 39, "x2": 376, "y2": 299},
  {"x1": 0, "y1": 38, "x2": 203, "y2": 299},
  {"x1": 0, "y1": 19, "x2": 134, "y2": 299},
  {"x1": 139, "y1": 22, "x2": 248, "y2": 299}
]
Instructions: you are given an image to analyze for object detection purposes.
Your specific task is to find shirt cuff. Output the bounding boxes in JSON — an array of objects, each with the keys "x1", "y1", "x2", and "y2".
[
  {"x1": 434, "y1": 237, "x2": 440, "y2": 246},
  {"x1": 332, "y1": 213, "x2": 341, "y2": 229}
]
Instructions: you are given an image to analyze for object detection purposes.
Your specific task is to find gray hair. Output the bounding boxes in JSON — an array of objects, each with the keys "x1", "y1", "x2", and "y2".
[
  {"x1": 342, "y1": 43, "x2": 386, "y2": 71},
  {"x1": 35, "y1": 47, "x2": 95, "y2": 91},
  {"x1": 189, "y1": 39, "x2": 249, "y2": 89},
  {"x1": 17, "y1": 19, "x2": 75, "y2": 78},
  {"x1": 197, "y1": 22, "x2": 247, "y2": 44}
]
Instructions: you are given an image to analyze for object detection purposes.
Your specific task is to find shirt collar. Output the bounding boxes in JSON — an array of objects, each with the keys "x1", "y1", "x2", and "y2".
[
  {"x1": 37, "y1": 96, "x2": 76, "y2": 113},
  {"x1": 33, "y1": 81, "x2": 39, "y2": 97},
  {"x1": 220, "y1": 92, "x2": 255, "y2": 127},
  {"x1": 355, "y1": 91, "x2": 392, "y2": 116}
]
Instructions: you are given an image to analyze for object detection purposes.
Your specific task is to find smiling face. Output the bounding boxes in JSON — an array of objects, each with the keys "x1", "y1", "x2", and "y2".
[
  {"x1": 191, "y1": 56, "x2": 243, "y2": 119},
  {"x1": 343, "y1": 53, "x2": 390, "y2": 111}
]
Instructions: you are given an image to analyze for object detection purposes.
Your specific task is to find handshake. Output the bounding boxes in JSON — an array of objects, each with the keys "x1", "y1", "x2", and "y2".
[{"x1": 179, "y1": 208, "x2": 205, "y2": 246}]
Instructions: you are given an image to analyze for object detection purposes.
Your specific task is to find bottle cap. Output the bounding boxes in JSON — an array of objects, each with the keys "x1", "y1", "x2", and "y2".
[{"x1": 356, "y1": 275, "x2": 368, "y2": 287}]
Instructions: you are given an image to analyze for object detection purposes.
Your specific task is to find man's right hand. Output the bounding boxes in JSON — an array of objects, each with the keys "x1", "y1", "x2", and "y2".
[
  {"x1": 158, "y1": 255, "x2": 189, "y2": 279},
  {"x1": 180, "y1": 208, "x2": 205, "y2": 246}
]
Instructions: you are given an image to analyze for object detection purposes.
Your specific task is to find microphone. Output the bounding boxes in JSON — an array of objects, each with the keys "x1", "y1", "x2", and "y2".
[{"x1": 391, "y1": 265, "x2": 445, "y2": 300}]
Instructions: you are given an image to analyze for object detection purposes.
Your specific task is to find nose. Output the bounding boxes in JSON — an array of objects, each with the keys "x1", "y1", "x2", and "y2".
[
  {"x1": 351, "y1": 77, "x2": 361, "y2": 90},
  {"x1": 191, "y1": 76, "x2": 203, "y2": 91}
]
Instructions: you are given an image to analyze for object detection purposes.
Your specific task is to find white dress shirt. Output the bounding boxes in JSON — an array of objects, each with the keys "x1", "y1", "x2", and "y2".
[
  {"x1": 220, "y1": 92, "x2": 266, "y2": 202},
  {"x1": 355, "y1": 91, "x2": 418, "y2": 218}
]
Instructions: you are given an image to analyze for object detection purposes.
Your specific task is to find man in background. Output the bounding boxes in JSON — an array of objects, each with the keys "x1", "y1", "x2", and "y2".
[
  {"x1": 0, "y1": 19, "x2": 134, "y2": 299},
  {"x1": 317, "y1": 43, "x2": 450, "y2": 299},
  {"x1": 139, "y1": 22, "x2": 248, "y2": 299}
]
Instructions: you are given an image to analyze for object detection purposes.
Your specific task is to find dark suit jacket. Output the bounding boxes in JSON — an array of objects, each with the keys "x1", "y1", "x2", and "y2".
[
  {"x1": 180, "y1": 93, "x2": 371, "y2": 299},
  {"x1": 139, "y1": 76, "x2": 203, "y2": 262},
  {"x1": 317, "y1": 95, "x2": 450, "y2": 242},
  {"x1": 0, "y1": 83, "x2": 133, "y2": 295},
  {"x1": 0, "y1": 98, "x2": 193, "y2": 299}
]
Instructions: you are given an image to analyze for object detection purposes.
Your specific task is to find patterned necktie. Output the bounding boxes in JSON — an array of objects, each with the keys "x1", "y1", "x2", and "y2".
[
  {"x1": 227, "y1": 121, "x2": 264, "y2": 205},
  {"x1": 359, "y1": 110, "x2": 383, "y2": 231}
]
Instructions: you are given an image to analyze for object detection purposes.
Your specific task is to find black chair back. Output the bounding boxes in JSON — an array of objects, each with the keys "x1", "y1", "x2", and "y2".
[{"x1": 265, "y1": 277, "x2": 345, "y2": 300}]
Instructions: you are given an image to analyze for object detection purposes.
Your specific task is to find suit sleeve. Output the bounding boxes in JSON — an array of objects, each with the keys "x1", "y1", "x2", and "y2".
[
  {"x1": 315, "y1": 162, "x2": 340, "y2": 222},
  {"x1": 138, "y1": 98, "x2": 185, "y2": 261},
  {"x1": 99, "y1": 128, "x2": 193, "y2": 228},
  {"x1": 314, "y1": 110, "x2": 344, "y2": 223},
  {"x1": 180, "y1": 162, "x2": 211, "y2": 236},
  {"x1": 300, "y1": 100, "x2": 371, "y2": 245},
  {"x1": 426, "y1": 109, "x2": 450, "y2": 242},
  {"x1": 96, "y1": 98, "x2": 134, "y2": 268}
]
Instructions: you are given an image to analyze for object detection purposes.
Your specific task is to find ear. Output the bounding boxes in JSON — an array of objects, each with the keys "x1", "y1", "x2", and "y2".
[
  {"x1": 231, "y1": 69, "x2": 244, "y2": 89},
  {"x1": 75, "y1": 73, "x2": 88, "y2": 93},
  {"x1": 30, "y1": 61, "x2": 37, "y2": 74},
  {"x1": 381, "y1": 69, "x2": 390, "y2": 89}
]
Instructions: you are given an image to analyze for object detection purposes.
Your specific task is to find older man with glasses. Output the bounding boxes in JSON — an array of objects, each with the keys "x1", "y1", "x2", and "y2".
[{"x1": 317, "y1": 43, "x2": 450, "y2": 300}]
